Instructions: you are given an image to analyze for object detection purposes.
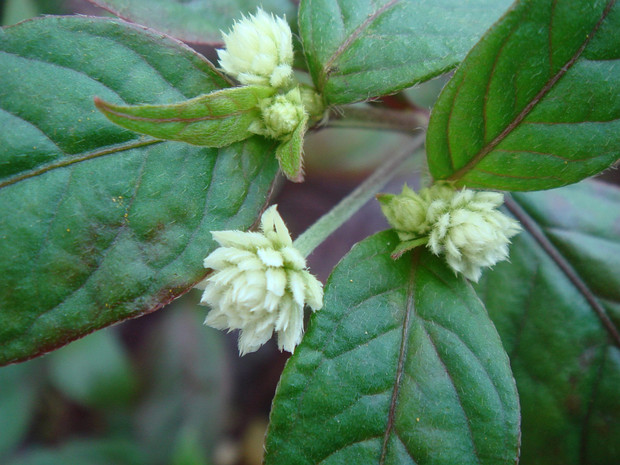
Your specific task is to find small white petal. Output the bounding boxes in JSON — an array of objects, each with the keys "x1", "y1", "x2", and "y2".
[
  {"x1": 212, "y1": 230, "x2": 271, "y2": 249},
  {"x1": 266, "y1": 267, "x2": 287, "y2": 297},
  {"x1": 287, "y1": 270, "x2": 307, "y2": 307},
  {"x1": 257, "y1": 248, "x2": 284, "y2": 267}
]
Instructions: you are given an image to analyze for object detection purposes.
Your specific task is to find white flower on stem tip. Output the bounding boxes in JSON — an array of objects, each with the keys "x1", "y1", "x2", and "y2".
[
  {"x1": 217, "y1": 8, "x2": 294, "y2": 88},
  {"x1": 200, "y1": 206, "x2": 323, "y2": 355},
  {"x1": 379, "y1": 183, "x2": 521, "y2": 282}
]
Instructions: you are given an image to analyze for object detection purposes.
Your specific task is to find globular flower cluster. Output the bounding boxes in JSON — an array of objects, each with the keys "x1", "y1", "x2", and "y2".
[
  {"x1": 379, "y1": 184, "x2": 521, "y2": 282},
  {"x1": 200, "y1": 206, "x2": 323, "y2": 355},
  {"x1": 217, "y1": 8, "x2": 294, "y2": 89}
]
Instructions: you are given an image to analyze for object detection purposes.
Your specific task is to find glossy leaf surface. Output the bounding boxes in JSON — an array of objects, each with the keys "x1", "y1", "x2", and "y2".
[
  {"x1": 0, "y1": 17, "x2": 278, "y2": 365},
  {"x1": 477, "y1": 180, "x2": 620, "y2": 464},
  {"x1": 427, "y1": 0, "x2": 620, "y2": 190},
  {"x1": 299, "y1": 0, "x2": 513, "y2": 105},
  {"x1": 265, "y1": 232, "x2": 520, "y2": 465},
  {"x1": 87, "y1": 0, "x2": 297, "y2": 44},
  {"x1": 95, "y1": 85, "x2": 274, "y2": 147}
]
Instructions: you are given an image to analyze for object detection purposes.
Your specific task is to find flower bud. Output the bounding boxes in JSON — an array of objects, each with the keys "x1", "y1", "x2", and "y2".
[
  {"x1": 249, "y1": 87, "x2": 306, "y2": 139},
  {"x1": 200, "y1": 206, "x2": 323, "y2": 355},
  {"x1": 217, "y1": 8, "x2": 294, "y2": 88},
  {"x1": 378, "y1": 185, "x2": 430, "y2": 240}
]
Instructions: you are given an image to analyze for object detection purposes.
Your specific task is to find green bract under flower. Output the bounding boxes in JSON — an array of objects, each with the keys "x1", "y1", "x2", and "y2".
[
  {"x1": 379, "y1": 184, "x2": 521, "y2": 282},
  {"x1": 199, "y1": 206, "x2": 323, "y2": 355},
  {"x1": 217, "y1": 8, "x2": 294, "y2": 88}
]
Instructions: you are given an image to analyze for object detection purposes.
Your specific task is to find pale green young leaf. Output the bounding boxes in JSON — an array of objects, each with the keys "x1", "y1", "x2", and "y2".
[
  {"x1": 275, "y1": 115, "x2": 308, "y2": 182},
  {"x1": 0, "y1": 17, "x2": 278, "y2": 365},
  {"x1": 427, "y1": 0, "x2": 620, "y2": 190},
  {"x1": 265, "y1": 232, "x2": 520, "y2": 465},
  {"x1": 0, "y1": 360, "x2": 43, "y2": 460},
  {"x1": 87, "y1": 0, "x2": 296, "y2": 45},
  {"x1": 299, "y1": 0, "x2": 513, "y2": 105},
  {"x1": 5, "y1": 440, "x2": 147, "y2": 465},
  {"x1": 47, "y1": 328, "x2": 137, "y2": 407},
  {"x1": 95, "y1": 85, "x2": 275, "y2": 147},
  {"x1": 476, "y1": 180, "x2": 620, "y2": 465}
]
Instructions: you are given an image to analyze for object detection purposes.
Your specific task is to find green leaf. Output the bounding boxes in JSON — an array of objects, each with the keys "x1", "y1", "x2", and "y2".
[
  {"x1": 0, "y1": 16, "x2": 278, "y2": 365},
  {"x1": 135, "y1": 298, "x2": 226, "y2": 464},
  {"x1": 275, "y1": 115, "x2": 308, "y2": 182},
  {"x1": 265, "y1": 232, "x2": 520, "y2": 465},
  {"x1": 299, "y1": 0, "x2": 513, "y2": 105},
  {"x1": 87, "y1": 0, "x2": 297, "y2": 45},
  {"x1": 47, "y1": 328, "x2": 137, "y2": 407},
  {"x1": 0, "y1": 360, "x2": 43, "y2": 460},
  {"x1": 6, "y1": 439, "x2": 147, "y2": 465},
  {"x1": 427, "y1": 0, "x2": 620, "y2": 190},
  {"x1": 476, "y1": 180, "x2": 620, "y2": 465},
  {"x1": 95, "y1": 85, "x2": 275, "y2": 147},
  {"x1": 2, "y1": 0, "x2": 38, "y2": 26}
]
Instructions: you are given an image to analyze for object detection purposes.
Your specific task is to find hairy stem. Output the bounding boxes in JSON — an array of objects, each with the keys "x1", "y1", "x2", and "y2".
[
  {"x1": 326, "y1": 105, "x2": 429, "y2": 134},
  {"x1": 293, "y1": 133, "x2": 426, "y2": 257}
]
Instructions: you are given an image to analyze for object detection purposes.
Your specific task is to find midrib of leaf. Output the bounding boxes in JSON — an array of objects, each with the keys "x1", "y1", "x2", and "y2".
[
  {"x1": 379, "y1": 247, "x2": 417, "y2": 465},
  {"x1": 0, "y1": 138, "x2": 161, "y2": 190},
  {"x1": 505, "y1": 195, "x2": 620, "y2": 348},
  {"x1": 447, "y1": 0, "x2": 616, "y2": 182},
  {"x1": 316, "y1": 0, "x2": 401, "y2": 92},
  {"x1": 97, "y1": 104, "x2": 252, "y2": 122}
]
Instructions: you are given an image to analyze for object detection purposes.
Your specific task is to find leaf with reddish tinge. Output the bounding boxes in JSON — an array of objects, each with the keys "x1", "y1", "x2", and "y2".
[
  {"x1": 87, "y1": 0, "x2": 297, "y2": 45},
  {"x1": 427, "y1": 0, "x2": 620, "y2": 190},
  {"x1": 0, "y1": 17, "x2": 278, "y2": 365},
  {"x1": 95, "y1": 85, "x2": 275, "y2": 147},
  {"x1": 299, "y1": 0, "x2": 513, "y2": 105}
]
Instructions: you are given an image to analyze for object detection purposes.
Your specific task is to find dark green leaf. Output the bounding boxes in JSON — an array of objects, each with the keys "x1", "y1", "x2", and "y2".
[
  {"x1": 275, "y1": 115, "x2": 308, "y2": 182},
  {"x1": 0, "y1": 16, "x2": 278, "y2": 365},
  {"x1": 136, "y1": 298, "x2": 226, "y2": 464},
  {"x1": 0, "y1": 360, "x2": 43, "y2": 460},
  {"x1": 48, "y1": 328, "x2": 137, "y2": 407},
  {"x1": 299, "y1": 0, "x2": 513, "y2": 105},
  {"x1": 427, "y1": 0, "x2": 620, "y2": 190},
  {"x1": 95, "y1": 85, "x2": 275, "y2": 147},
  {"x1": 476, "y1": 180, "x2": 620, "y2": 464},
  {"x1": 265, "y1": 232, "x2": 520, "y2": 465},
  {"x1": 87, "y1": 0, "x2": 297, "y2": 45}
]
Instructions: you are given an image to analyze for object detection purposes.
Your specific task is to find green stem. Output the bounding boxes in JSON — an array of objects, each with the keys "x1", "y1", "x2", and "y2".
[
  {"x1": 293, "y1": 133, "x2": 426, "y2": 257},
  {"x1": 326, "y1": 105, "x2": 429, "y2": 134}
]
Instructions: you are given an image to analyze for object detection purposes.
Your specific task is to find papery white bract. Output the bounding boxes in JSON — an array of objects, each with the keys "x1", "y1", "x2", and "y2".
[
  {"x1": 424, "y1": 188, "x2": 521, "y2": 282},
  {"x1": 200, "y1": 206, "x2": 323, "y2": 355},
  {"x1": 217, "y1": 8, "x2": 294, "y2": 88},
  {"x1": 380, "y1": 184, "x2": 521, "y2": 282}
]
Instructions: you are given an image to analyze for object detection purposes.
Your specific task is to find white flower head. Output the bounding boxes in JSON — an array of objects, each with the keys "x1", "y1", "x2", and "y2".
[
  {"x1": 249, "y1": 87, "x2": 306, "y2": 139},
  {"x1": 200, "y1": 205, "x2": 323, "y2": 355},
  {"x1": 217, "y1": 8, "x2": 294, "y2": 88},
  {"x1": 379, "y1": 183, "x2": 521, "y2": 282}
]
